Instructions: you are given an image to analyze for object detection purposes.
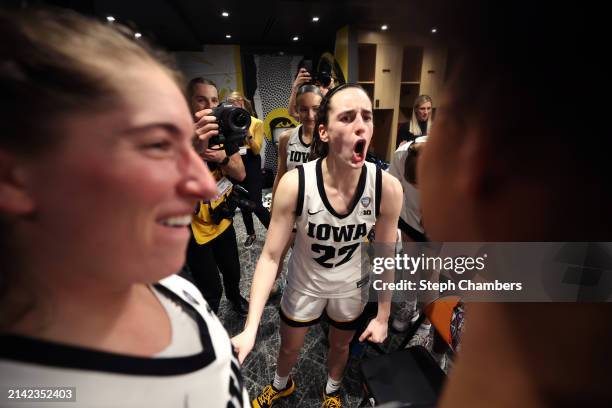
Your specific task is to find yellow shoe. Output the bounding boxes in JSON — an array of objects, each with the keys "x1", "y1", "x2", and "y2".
[
  {"x1": 321, "y1": 390, "x2": 342, "y2": 407},
  {"x1": 252, "y1": 377, "x2": 296, "y2": 408}
]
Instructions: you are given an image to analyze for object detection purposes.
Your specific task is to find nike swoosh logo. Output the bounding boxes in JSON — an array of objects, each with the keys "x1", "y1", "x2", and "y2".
[{"x1": 307, "y1": 209, "x2": 324, "y2": 215}]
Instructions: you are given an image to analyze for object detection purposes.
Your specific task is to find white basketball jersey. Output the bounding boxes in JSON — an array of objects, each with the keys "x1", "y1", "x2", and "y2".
[
  {"x1": 287, "y1": 159, "x2": 381, "y2": 298},
  {"x1": 286, "y1": 125, "x2": 311, "y2": 171},
  {"x1": 0, "y1": 275, "x2": 249, "y2": 408}
]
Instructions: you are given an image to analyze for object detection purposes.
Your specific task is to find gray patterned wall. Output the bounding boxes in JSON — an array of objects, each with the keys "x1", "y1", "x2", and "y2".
[{"x1": 253, "y1": 55, "x2": 301, "y2": 171}]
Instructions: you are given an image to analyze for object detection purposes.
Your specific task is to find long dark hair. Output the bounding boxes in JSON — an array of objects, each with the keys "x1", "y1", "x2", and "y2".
[{"x1": 309, "y1": 83, "x2": 369, "y2": 160}]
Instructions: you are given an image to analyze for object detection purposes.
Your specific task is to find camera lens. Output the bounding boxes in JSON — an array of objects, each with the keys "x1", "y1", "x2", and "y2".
[
  {"x1": 320, "y1": 73, "x2": 332, "y2": 87},
  {"x1": 230, "y1": 109, "x2": 249, "y2": 129},
  {"x1": 212, "y1": 104, "x2": 251, "y2": 146}
]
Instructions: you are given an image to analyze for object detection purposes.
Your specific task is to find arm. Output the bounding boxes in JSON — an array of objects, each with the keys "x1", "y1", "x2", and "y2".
[
  {"x1": 359, "y1": 172, "x2": 403, "y2": 343},
  {"x1": 201, "y1": 148, "x2": 246, "y2": 182},
  {"x1": 287, "y1": 68, "x2": 311, "y2": 120},
  {"x1": 223, "y1": 151, "x2": 246, "y2": 181},
  {"x1": 231, "y1": 171, "x2": 299, "y2": 363},
  {"x1": 271, "y1": 130, "x2": 291, "y2": 199}
]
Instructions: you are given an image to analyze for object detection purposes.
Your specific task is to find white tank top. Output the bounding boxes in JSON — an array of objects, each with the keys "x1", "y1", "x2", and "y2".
[
  {"x1": 287, "y1": 159, "x2": 381, "y2": 298},
  {"x1": 286, "y1": 125, "x2": 312, "y2": 171},
  {"x1": 0, "y1": 275, "x2": 250, "y2": 408}
]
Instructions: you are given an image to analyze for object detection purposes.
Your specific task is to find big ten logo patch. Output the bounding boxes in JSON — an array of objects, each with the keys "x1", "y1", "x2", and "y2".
[{"x1": 361, "y1": 196, "x2": 371, "y2": 216}]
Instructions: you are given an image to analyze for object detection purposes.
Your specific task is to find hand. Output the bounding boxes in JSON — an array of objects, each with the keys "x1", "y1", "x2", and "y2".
[
  {"x1": 231, "y1": 330, "x2": 256, "y2": 364},
  {"x1": 194, "y1": 109, "x2": 219, "y2": 143},
  {"x1": 201, "y1": 147, "x2": 226, "y2": 164},
  {"x1": 293, "y1": 68, "x2": 312, "y2": 89},
  {"x1": 320, "y1": 77, "x2": 335, "y2": 96},
  {"x1": 358, "y1": 317, "x2": 388, "y2": 344},
  {"x1": 398, "y1": 140, "x2": 408, "y2": 147}
]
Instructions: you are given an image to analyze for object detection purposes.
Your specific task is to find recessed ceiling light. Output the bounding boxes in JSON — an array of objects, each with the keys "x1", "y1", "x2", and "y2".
[
  {"x1": 134, "y1": 32, "x2": 142, "y2": 39},
  {"x1": 225, "y1": 34, "x2": 232, "y2": 39},
  {"x1": 292, "y1": 36, "x2": 299, "y2": 41},
  {"x1": 431, "y1": 27, "x2": 438, "y2": 34},
  {"x1": 106, "y1": 16, "x2": 115, "y2": 22},
  {"x1": 312, "y1": 17, "x2": 319, "y2": 22},
  {"x1": 381, "y1": 25, "x2": 388, "y2": 31},
  {"x1": 222, "y1": 11, "x2": 229, "y2": 17}
]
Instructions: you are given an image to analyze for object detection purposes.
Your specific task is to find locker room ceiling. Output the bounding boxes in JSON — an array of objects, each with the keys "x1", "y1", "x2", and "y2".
[{"x1": 30, "y1": 0, "x2": 441, "y2": 51}]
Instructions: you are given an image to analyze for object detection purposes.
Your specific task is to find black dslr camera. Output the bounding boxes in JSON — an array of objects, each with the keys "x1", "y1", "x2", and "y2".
[
  {"x1": 313, "y1": 69, "x2": 332, "y2": 87},
  {"x1": 208, "y1": 104, "x2": 251, "y2": 151},
  {"x1": 301, "y1": 59, "x2": 333, "y2": 88},
  {"x1": 208, "y1": 185, "x2": 259, "y2": 225}
]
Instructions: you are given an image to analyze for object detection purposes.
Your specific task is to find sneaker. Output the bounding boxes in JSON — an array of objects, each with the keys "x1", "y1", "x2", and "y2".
[
  {"x1": 244, "y1": 234, "x2": 256, "y2": 249},
  {"x1": 252, "y1": 377, "x2": 296, "y2": 408},
  {"x1": 392, "y1": 307, "x2": 431, "y2": 332},
  {"x1": 321, "y1": 390, "x2": 342, "y2": 407}
]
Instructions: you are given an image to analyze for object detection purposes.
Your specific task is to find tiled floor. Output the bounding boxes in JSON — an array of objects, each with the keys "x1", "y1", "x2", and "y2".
[{"x1": 213, "y1": 191, "x2": 449, "y2": 407}]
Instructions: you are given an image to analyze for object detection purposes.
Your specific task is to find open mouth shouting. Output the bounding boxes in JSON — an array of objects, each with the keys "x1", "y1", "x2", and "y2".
[{"x1": 352, "y1": 139, "x2": 367, "y2": 164}]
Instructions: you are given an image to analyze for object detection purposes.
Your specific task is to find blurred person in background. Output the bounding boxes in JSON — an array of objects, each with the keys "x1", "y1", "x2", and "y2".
[
  {"x1": 421, "y1": 2, "x2": 611, "y2": 407},
  {"x1": 396, "y1": 95, "x2": 433, "y2": 148}
]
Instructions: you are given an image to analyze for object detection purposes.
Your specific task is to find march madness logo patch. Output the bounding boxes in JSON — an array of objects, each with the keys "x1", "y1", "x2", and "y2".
[{"x1": 361, "y1": 197, "x2": 371, "y2": 207}]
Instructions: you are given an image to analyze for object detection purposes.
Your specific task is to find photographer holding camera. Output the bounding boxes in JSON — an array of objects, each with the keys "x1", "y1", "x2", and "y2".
[
  {"x1": 186, "y1": 77, "x2": 250, "y2": 316},
  {"x1": 287, "y1": 58, "x2": 335, "y2": 120}
]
